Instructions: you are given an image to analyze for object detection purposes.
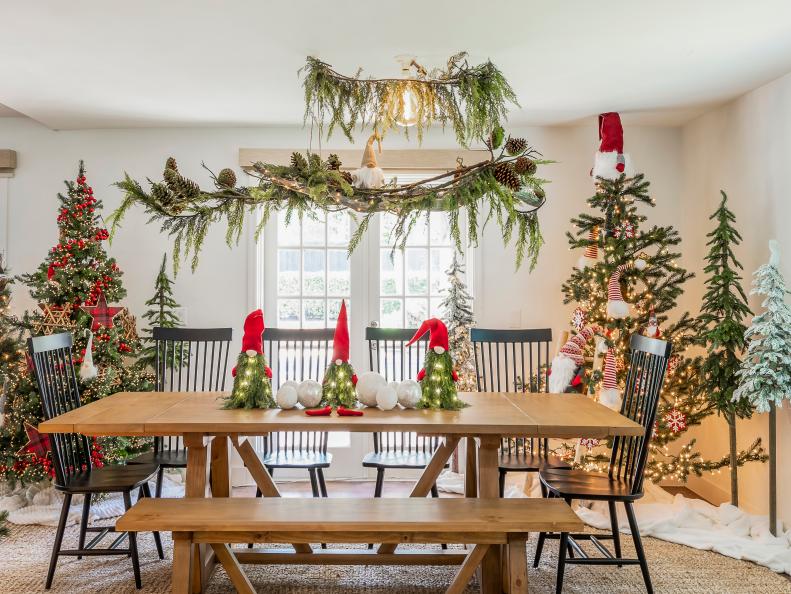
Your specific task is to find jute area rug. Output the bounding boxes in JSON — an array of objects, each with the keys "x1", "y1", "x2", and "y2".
[{"x1": 0, "y1": 523, "x2": 789, "y2": 593}]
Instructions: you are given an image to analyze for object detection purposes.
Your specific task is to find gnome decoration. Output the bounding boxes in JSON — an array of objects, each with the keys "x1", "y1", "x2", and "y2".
[
  {"x1": 322, "y1": 300, "x2": 359, "y2": 407},
  {"x1": 644, "y1": 305, "x2": 661, "y2": 338},
  {"x1": 577, "y1": 226, "x2": 600, "y2": 270},
  {"x1": 79, "y1": 330, "x2": 98, "y2": 382},
  {"x1": 598, "y1": 348, "x2": 622, "y2": 410},
  {"x1": 352, "y1": 133, "x2": 385, "y2": 189},
  {"x1": 606, "y1": 261, "x2": 645, "y2": 319},
  {"x1": 407, "y1": 318, "x2": 466, "y2": 410},
  {"x1": 592, "y1": 112, "x2": 633, "y2": 180},
  {"x1": 548, "y1": 325, "x2": 601, "y2": 393},
  {"x1": 223, "y1": 309, "x2": 276, "y2": 409}
]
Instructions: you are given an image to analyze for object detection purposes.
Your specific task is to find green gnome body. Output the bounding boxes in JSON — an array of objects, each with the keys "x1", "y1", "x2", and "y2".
[
  {"x1": 223, "y1": 309, "x2": 276, "y2": 409},
  {"x1": 407, "y1": 318, "x2": 467, "y2": 410},
  {"x1": 322, "y1": 301, "x2": 359, "y2": 407}
]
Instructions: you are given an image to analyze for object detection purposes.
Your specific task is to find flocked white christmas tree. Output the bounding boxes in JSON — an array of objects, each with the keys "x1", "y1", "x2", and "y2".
[{"x1": 440, "y1": 254, "x2": 477, "y2": 393}]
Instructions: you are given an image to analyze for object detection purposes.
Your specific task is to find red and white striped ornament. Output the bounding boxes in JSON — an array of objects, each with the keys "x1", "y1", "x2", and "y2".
[
  {"x1": 577, "y1": 226, "x2": 600, "y2": 270},
  {"x1": 598, "y1": 348, "x2": 621, "y2": 410}
]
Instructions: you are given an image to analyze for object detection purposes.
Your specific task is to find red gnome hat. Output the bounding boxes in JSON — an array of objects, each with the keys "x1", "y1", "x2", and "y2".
[
  {"x1": 241, "y1": 309, "x2": 264, "y2": 354},
  {"x1": 406, "y1": 318, "x2": 450, "y2": 354},
  {"x1": 592, "y1": 112, "x2": 633, "y2": 180},
  {"x1": 332, "y1": 300, "x2": 350, "y2": 363}
]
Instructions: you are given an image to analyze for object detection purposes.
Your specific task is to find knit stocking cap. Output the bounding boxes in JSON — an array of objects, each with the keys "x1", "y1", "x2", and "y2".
[
  {"x1": 607, "y1": 263, "x2": 633, "y2": 319},
  {"x1": 577, "y1": 226, "x2": 600, "y2": 270},
  {"x1": 549, "y1": 324, "x2": 602, "y2": 393},
  {"x1": 598, "y1": 348, "x2": 622, "y2": 410}
]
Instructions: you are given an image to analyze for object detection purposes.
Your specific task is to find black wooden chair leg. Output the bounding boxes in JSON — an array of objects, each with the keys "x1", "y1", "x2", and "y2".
[
  {"x1": 141, "y1": 483, "x2": 165, "y2": 560},
  {"x1": 430, "y1": 483, "x2": 439, "y2": 498},
  {"x1": 498, "y1": 470, "x2": 506, "y2": 498},
  {"x1": 316, "y1": 468, "x2": 328, "y2": 497},
  {"x1": 373, "y1": 468, "x2": 385, "y2": 498},
  {"x1": 155, "y1": 466, "x2": 165, "y2": 498},
  {"x1": 533, "y1": 530, "x2": 547, "y2": 568},
  {"x1": 625, "y1": 502, "x2": 653, "y2": 594},
  {"x1": 608, "y1": 500, "x2": 622, "y2": 565},
  {"x1": 564, "y1": 498, "x2": 574, "y2": 559},
  {"x1": 46, "y1": 493, "x2": 72, "y2": 589},
  {"x1": 123, "y1": 491, "x2": 142, "y2": 589},
  {"x1": 77, "y1": 493, "x2": 91, "y2": 560},
  {"x1": 556, "y1": 532, "x2": 569, "y2": 594},
  {"x1": 308, "y1": 469, "x2": 320, "y2": 497}
]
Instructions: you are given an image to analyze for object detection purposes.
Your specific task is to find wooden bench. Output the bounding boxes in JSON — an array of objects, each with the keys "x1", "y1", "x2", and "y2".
[{"x1": 117, "y1": 497, "x2": 581, "y2": 594}]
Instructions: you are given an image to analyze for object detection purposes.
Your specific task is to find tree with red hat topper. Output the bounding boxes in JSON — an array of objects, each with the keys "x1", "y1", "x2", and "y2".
[
  {"x1": 322, "y1": 300, "x2": 359, "y2": 408},
  {"x1": 561, "y1": 114, "x2": 765, "y2": 483},
  {"x1": 1, "y1": 162, "x2": 153, "y2": 485},
  {"x1": 223, "y1": 309, "x2": 276, "y2": 409},
  {"x1": 407, "y1": 318, "x2": 467, "y2": 410}
]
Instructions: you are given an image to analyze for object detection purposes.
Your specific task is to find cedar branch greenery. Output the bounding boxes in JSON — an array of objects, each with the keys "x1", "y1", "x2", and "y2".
[
  {"x1": 322, "y1": 361, "x2": 358, "y2": 408},
  {"x1": 139, "y1": 253, "x2": 184, "y2": 370},
  {"x1": 417, "y1": 350, "x2": 467, "y2": 410},
  {"x1": 223, "y1": 352, "x2": 275, "y2": 409},
  {"x1": 110, "y1": 132, "x2": 548, "y2": 273},
  {"x1": 301, "y1": 53, "x2": 518, "y2": 146},
  {"x1": 698, "y1": 191, "x2": 758, "y2": 506}
]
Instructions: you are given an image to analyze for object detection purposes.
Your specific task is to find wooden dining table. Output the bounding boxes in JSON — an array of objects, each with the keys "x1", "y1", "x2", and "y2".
[{"x1": 39, "y1": 390, "x2": 642, "y2": 594}]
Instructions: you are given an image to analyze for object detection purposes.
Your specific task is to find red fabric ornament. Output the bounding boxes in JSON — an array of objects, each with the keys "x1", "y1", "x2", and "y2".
[
  {"x1": 240, "y1": 309, "x2": 265, "y2": 354},
  {"x1": 337, "y1": 406, "x2": 363, "y2": 417},
  {"x1": 305, "y1": 405, "x2": 332, "y2": 417},
  {"x1": 17, "y1": 422, "x2": 51, "y2": 458},
  {"x1": 332, "y1": 300, "x2": 350, "y2": 362},
  {"x1": 416, "y1": 368, "x2": 426, "y2": 381},
  {"x1": 265, "y1": 366, "x2": 272, "y2": 379},
  {"x1": 405, "y1": 318, "x2": 450, "y2": 352},
  {"x1": 47, "y1": 265, "x2": 55, "y2": 280},
  {"x1": 664, "y1": 409, "x2": 687, "y2": 433},
  {"x1": 80, "y1": 292, "x2": 123, "y2": 332},
  {"x1": 351, "y1": 374, "x2": 358, "y2": 386},
  {"x1": 667, "y1": 354, "x2": 681, "y2": 375},
  {"x1": 451, "y1": 369, "x2": 459, "y2": 382},
  {"x1": 579, "y1": 437, "x2": 600, "y2": 450}
]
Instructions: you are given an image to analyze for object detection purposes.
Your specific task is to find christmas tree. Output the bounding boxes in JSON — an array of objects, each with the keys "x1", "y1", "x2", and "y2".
[
  {"x1": 698, "y1": 192, "x2": 759, "y2": 505},
  {"x1": 322, "y1": 300, "x2": 358, "y2": 407},
  {"x1": 0, "y1": 162, "x2": 153, "y2": 483},
  {"x1": 563, "y1": 114, "x2": 764, "y2": 481},
  {"x1": 139, "y1": 253, "x2": 184, "y2": 370},
  {"x1": 224, "y1": 310, "x2": 275, "y2": 409},
  {"x1": 406, "y1": 318, "x2": 466, "y2": 410},
  {"x1": 440, "y1": 254, "x2": 477, "y2": 393}
]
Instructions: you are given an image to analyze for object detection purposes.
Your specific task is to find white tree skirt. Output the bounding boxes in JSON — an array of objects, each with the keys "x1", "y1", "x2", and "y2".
[{"x1": 437, "y1": 470, "x2": 791, "y2": 575}]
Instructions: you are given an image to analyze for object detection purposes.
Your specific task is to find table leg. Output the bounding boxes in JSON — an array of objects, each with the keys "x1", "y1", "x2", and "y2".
[
  {"x1": 477, "y1": 436, "x2": 503, "y2": 594},
  {"x1": 465, "y1": 437, "x2": 478, "y2": 498},
  {"x1": 377, "y1": 435, "x2": 460, "y2": 555},
  {"x1": 184, "y1": 434, "x2": 212, "y2": 593},
  {"x1": 507, "y1": 535, "x2": 528, "y2": 594},
  {"x1": 210, "y1": 435, "x2": 231, "y2": 498},
  {"x1": 172, "y1": 533, "x2": 192, "y2": 594}
]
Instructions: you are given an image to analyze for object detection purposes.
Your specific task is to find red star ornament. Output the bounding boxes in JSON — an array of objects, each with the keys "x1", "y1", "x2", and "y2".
[
  {"x1": 17, "y1": 422, "x2": 51, "y2": 458},
  {"x1": 80, "y1": 292, "x2": 123, "y2": 332}
]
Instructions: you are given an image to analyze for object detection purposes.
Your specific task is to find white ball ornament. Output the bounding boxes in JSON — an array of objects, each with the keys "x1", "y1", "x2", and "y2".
[
  {"x1": 396, "y1": 380, "x2": 422, "y2": 409},
  {"x1": 281, "y1": 380, "x2": 299, "y2": 392},
  {"x1": 433, "y1": 346, "x2": 445, "y2": 354},
  {"x1": 356, "y1": 371, "x2": 387, "y2": 407},
  {"x1": 297, "y1": 379, "x2": 323, "y2": 408},
  {"x1": 276, "y1": 385, "x2": 299, "y2": 409},
  {"x1": 376, "y1": 385, "x2": 398, "y2": 410}
]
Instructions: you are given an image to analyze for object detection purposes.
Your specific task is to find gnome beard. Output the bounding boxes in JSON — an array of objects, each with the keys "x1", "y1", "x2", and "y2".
[
  {"x1": 352, "y1": 134, "x2": 385, "y2": 190},
  {"x1": 548, "y1": 355, "x2": 579, "y2": 394}
]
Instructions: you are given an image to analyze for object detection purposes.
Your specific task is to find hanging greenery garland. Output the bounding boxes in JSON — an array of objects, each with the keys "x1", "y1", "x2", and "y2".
[
  {"x1": 302, "y1": 52, "x2": 518, "y2": 146},
  {"x1": 111, "y1": 129, "x2": 548, "y2": 272}
]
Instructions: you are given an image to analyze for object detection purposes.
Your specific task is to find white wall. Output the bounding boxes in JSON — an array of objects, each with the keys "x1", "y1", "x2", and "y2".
[
  {"x1": 680, "y1": 71, "x2": 791, "y2": 519},
  {"x1": 0, "y1": 116, "x2": 682, "y2": 346}
]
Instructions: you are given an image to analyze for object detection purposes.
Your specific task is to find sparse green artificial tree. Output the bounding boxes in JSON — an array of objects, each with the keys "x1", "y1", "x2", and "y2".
[
  {"x1": 734, "y1": 240, "x2": 791, "y2": 535},
  {"x1": 139, "y1": 253, "x2": 183, "y2": 369},
  {"x1": 698, "y1": 192, "x2": 758, "y2": 506},
  {"x1": 440, "y1": 254, "x2": 477, "y2": 393}
]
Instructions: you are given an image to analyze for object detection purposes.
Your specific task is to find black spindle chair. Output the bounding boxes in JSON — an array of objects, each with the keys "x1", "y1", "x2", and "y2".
[
  {"x1": 127, "y1": 327, "x2": 233, "y2": 498},
  {"x1": 364, "y1": 328, "x2": 443, "y2": 497},
  {"x1": 256, "y1": 328, "x2": 334, "y2": 496},
  {"x1": 28, "y1": 333, "x2": 163, "y2": 590},
  {"x1": 534, "y1": 334, "x2": 672, "y2": 594},
  {"x1": 471, "y1": 328, "x2": 571, "y2": 497}
]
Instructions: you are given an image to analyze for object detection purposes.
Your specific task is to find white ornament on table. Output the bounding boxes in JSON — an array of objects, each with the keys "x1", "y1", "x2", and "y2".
[
  {"x1": 297, "y1": 379, "x2": 322, "y2": 408},
  {"x1": 356, "y1": 371, "x2": 387, "y2": 407},
  {"x1": 396, "y1": 379, "x2": 422, "y2": 409},
  {"x1": 376, "y1": 385, "x2": 398, "y2": 410},
  {"x1": 276, "y1": 384, "x2": 299, "y2": 409}
]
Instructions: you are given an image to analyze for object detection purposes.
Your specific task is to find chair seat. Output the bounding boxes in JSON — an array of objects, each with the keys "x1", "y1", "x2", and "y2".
[
  {"x1": 362, "y1": 450, "x2": 445, "y2": 470},
  {"x1": 54, "y1": 463, "x2": 159, "y2": 494},
  {"x1": 127, "y1": 449, "x2": 188, "y2": 468},
  {"x1": 539, "y1": 467, "x2": 642, "y2": 502},
  {"x1": 498, "y1": 451, "x2": 571, "y2": 472},
  {"x1": 262, "y1": 451, "x2": 332, "y2": 469}
]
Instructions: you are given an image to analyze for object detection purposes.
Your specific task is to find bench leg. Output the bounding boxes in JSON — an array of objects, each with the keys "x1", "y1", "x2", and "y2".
[
  {"x1": 172, "y1": 534, "x2": 192, "y2": 594},
  {"x1": 508, "y1": 535, "x2": 528, "y2": 594},
  {"x1": 446, "y1": 544, "x2": 489, "y2": 594},
  {"x1": 211, "y1": 544, "x2": 256, "y2": 594}
]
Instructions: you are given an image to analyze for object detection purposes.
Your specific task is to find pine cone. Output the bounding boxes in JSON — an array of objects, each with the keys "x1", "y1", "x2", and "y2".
[
  {"x1": 164, "y1": 168, "x2": 200, "y2": 200},
  {"x1": 165, "y1": 156, "x2": 178, "y2": 172},
  {"x1": 340, "y1": 171, "x2": 353, "y2": 184},
  {"x1": 150, "y1": 182, "x2": 173, "y2": 206},
  {"x1": 514, "y1": 156, "x2": 537, "y2": 176},
  {"x1": 217, "y1": 168, "x2": 237, "y2": 188},
  {"x1": 290, "y1": 152, "x2": 308, "y2": 173},
  {"x1": 326, "y1": 154, "x2": 342, "y2": 170},
  {"x1": 493, "y1": 163, "x2": 521, "y2": 191},
  {"x1": 505, "y1": 137, "x2": 528, "y2": 156},
  {"x1": 308, "y1": 153, "x2": 322, "y2": 172}
]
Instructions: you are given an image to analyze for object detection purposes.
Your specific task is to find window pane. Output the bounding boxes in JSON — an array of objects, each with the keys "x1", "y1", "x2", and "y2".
[
  {"x1": 380, "y1": 299, "x2": 403, "y2": 328},
  {"x1": 302, "y1": 214, "x2": 326, "y2": 246},
  {"x1": 430, "y1": 297, "x2": 443, "y2": 318},
  {"x1": 430, "y1": 248, "x2": 453, "y2": 295},
  {"x1": 277, "y1": 214, "x2": 300, "y2": 246},
  {"x1": 327, "y1": 211, "x2": 351, "y2": 246},
  {"x1": 303, "y1": 299, "x2": 326, "y2": 328},
  {"x1": 277, "y1": 299, "x2": 300, "y2": 328},
  {"x1": 430, "y1": 212, "x2": 451, "y2": 245},
  {"x1": 405, "y1": 214, "x2": 429, "y2": 246},
  {"x1": 327, "y1": 249, "x2": 350, "y2": 296},
  {"x1": 302, "y1": 250, "x2": 325, "y2": 296},
  {"x1": 406, "y1": 248, "x2": 428, "y2": 296},
  {"x1": 405, "y1": 298, "x2": 428, "y2": 328},
  {"x1": 278, "y1": 249, "x2": 300, "y2": 296},
  {"x1": 380, "y1": 249, "x2": 403, "y2": 296},
  {"x1": 327, "y1": 299, "x2": 349, "y2": 326},
  {"x1": 380, "y1": 213, "x2": 396, "y2": 246}
]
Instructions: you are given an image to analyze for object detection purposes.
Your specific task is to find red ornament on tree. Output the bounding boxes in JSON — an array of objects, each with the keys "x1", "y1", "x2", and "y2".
[
  {"x1": 664, "y1": 408, "x2": 687, "y2": 433},
  {"x1": 16, "y1": 422, "x2": 51, "y2": 458},
  {"x1": 80, "y1": 292, "x2": 123, "y2": 331}
]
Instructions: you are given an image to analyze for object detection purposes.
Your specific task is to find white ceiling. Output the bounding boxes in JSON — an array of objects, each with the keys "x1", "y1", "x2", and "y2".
[{"x1": 2, "y1": 1, "x2": 791, "y2": 130}]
